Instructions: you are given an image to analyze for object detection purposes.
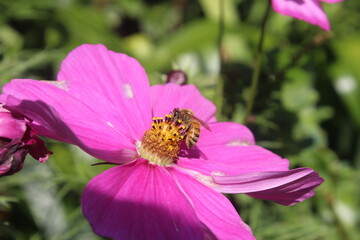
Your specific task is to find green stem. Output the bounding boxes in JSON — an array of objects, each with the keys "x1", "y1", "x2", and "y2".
[
  {"x1": 216, "y1": 0, "x2": 224, "y2": 121},
  {"x1": 243, "y1": 0, "x2": 272, "y2": 123}
]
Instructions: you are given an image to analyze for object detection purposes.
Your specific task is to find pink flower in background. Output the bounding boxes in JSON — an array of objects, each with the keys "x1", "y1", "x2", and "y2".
[
  {"x1": 0, "y1": 44, "x2": 323, "y2": 239},
  {"x1": 0, "y1": 104, "x2": 51, "y2": 176},
  {"x1": 272, "y1": 0, "x2": 344, "y2": 31}
]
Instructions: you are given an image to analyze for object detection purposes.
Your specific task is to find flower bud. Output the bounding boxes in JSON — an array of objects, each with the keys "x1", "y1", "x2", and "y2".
[
  {"x1": 166, "y1": 70, "x2": 187, "y2": 85},
  {"x1": 0, "y1": 138, "x2": 28, "y2": 176},
  {"x1": 0, "y1": 105, "x2": 52, "y2": 177}
]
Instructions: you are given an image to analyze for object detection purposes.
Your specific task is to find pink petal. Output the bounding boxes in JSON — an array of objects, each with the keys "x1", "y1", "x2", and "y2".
[
  {"x1": 150, "y1": 83, "x2": 216, "y2": 123},
  {"x1": 195, "y1": 122, "x2": 255, "y2": 147},
  {"x1": 212, "y1": 168, "x2": 324, "y2": 206},
  {"x1": 1, "y1": 44, "x2": 153, "y2": 162},
  {"x1": 272, "y1": 0, "x2": 331, "y2": 31},
  {"x1": 58, "y1": 44, "x2": 152, "y2": 139},
  {"x1": 170, "y1": 166, "x2": 255, "y2": 240},
  {"x1": 1, "y1": 81, "x2": 134, "y2": 162},
  {"x1": 177, "y1": 122, "x2": 289, "y2": 176},
  {"x1": 0, "y1": 111, "x2": 26, "y2": 139},
  {"x1": 81, "y1": 159, "x2": 204, "y2": 240}
]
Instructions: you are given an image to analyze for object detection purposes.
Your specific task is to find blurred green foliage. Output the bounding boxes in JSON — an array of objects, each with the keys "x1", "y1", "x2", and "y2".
[{"x1": 0, "y1": 0, "x2": 359, "y2": 239}]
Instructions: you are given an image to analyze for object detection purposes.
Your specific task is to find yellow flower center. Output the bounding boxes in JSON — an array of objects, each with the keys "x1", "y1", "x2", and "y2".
[{"x1": 138, "y1": 115, "x2": 186, "y2": 166}]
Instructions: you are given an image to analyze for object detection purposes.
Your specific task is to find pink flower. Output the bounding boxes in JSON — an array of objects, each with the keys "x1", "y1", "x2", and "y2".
[
  {"x1": 0, "y1": 104, "x2": 52, "y2": 176},
  {"x1": 272, "y1": 0, "x2": 344, "y2": 31},
  {"x1": 0, "y1": 44, "x2": 323, "y2": 239}
]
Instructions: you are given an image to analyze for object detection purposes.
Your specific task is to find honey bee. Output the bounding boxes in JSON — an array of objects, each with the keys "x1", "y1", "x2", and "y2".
[{"x1": 171, "y1": 108, "x2": 211, "y2": 149}]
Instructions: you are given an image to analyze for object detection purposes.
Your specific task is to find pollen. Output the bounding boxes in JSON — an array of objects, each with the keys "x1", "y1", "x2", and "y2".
[{"x1": 138, "y1": 115, "x2": 186, "y2": 166}]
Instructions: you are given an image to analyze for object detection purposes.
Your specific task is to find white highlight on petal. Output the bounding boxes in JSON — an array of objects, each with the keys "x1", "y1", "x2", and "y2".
[
  {"x1": 334, "y1": 75, "x2": 357, "y2": 94},
  {"x1": 135, "y1": 140, "x2": 142, "y2": 155},
  {"x1": 226, "y1": 139, "x2": 252, "y2": 146},
  {"x1": 211, "y1": 171, "x2": 226, "y2": 176},
  {"x1": 43, "y1": 80, "x2": 68, "y2": 90},
  {"x1": 106, "y1": 121, "x2": 114, "y2": 128},
  {"x1": 193, "y1": 174, "x2": 220, "y2": 190},
  {"x1": 123, "y1": 83, "x2": 134, "y2": 99},
  {"x1": 174, "y1": 165, "x2": 221, "y2": 190}
]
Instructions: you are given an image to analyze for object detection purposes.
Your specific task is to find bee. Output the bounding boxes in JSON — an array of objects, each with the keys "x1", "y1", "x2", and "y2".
[{"x1": 171, "y1": 108, "x2": 211, "y2": 149}]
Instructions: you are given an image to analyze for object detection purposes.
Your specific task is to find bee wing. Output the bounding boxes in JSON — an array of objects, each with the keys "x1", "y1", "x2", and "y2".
[{"x1": 192, "y1": 116, "x2": 211, "y2": 131}]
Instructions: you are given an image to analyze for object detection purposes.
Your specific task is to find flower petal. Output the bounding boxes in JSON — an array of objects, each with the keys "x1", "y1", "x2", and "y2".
[
  {"x1": 1, "y1": 44, "x2": 153, "y2": 162},
  {"x1": 57, "y1": 44, "x2": 152, "y2": 139},
  {"x1": 212, "y1": 168, "x2": 324, "y2": 206},
  {"x1": 177, "y1": 122, "x2": 289, "y2": 176},
  {"x1": 1, "y1": 81, "x2": 134, "y2": 162},
  {"x1": 272, "y1": 0, "x2": 331, "y2": 31},
  {"x1": 170, "y1": 166, "x2": 255, "y2": 240},
  {"x1": 196, "y1": 122, "x2": 255, "y2": 147},
  {"x1": 0, "y1": 109, "x2": 26, "y2": 140},
  {"x1": 81, "y1": 159, "x2": 204, "y2": 240},
  {"x1": 150, "y1": 83, "x2": 216, "y2": 122}
]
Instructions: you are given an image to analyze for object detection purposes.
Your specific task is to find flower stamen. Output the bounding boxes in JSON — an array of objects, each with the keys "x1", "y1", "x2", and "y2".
[{"x1": 138, "y1": 115, "x2": 186, "y2": 166}]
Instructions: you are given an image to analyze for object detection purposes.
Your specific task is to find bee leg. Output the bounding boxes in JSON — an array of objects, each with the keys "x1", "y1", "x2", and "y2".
[{"x1": 186, "y1": 138, "x2": 197, "y2": 149}]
